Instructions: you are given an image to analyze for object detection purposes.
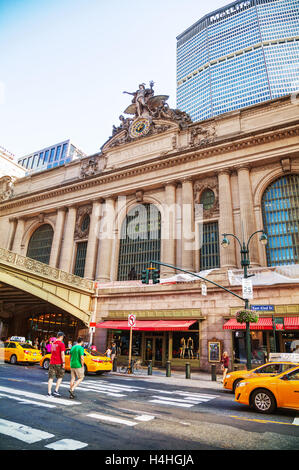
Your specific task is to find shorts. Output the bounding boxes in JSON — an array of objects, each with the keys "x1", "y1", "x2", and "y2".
[
  {"x1": 48, "y1": 364, "x2": 65, "y2": 380},
  {"x1": 71, "y1": 367, "x2": 84, "y2": 380}
]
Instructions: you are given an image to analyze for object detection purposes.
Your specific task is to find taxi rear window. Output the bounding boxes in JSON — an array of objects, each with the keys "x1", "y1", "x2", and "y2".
[{"x1": 19, "y1": 343, "x2": 36, "y2": 349}]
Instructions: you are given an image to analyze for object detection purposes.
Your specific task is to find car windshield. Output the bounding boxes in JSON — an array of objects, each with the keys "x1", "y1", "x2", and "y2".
[{"x1": 19, "y1": 343, "x2": 36, "y2": 350}]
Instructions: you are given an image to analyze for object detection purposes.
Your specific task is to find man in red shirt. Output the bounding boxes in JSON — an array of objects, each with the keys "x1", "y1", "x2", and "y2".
[{"x1": 47, "y1": 332, "x2": 66, "y2": 397}]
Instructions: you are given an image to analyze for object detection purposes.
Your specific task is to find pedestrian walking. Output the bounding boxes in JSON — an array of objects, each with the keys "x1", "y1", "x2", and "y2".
[
  {"x1": 40, "y1": 337, "x2": 47, "y2": 356},
  {"x1": 69, "y1": 337, "x2": 85, "y2": 399},
  {"x1": 111, "y1": 342, "x2": 116, "y2": 370},
  {"x1": 221, "y1": 351, "x2": 229, "y2": 383},
  {"x1": 47, "y1": 332, "x2": 66, "y2": 397},
  {"x1": 105, "y1": 346, "x2": 111, "y2": 358}
]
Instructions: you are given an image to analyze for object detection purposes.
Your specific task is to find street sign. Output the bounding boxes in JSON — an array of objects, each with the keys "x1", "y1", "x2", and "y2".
[
  {"x1": 89, "y1": 327, "x2": 95, "y2": 333},
  {"x1": 242, "y1": 278, "x2": 253, "y2": 299},
  {"x1": 251, "y1": 305, "x2": 274, "y2": 311},
  {"x1": 128, "y1": 314, "x2": 136, "y2": 328},
  {"x1": 89, "y1": 322, "x2": 97, "y2": 327}
]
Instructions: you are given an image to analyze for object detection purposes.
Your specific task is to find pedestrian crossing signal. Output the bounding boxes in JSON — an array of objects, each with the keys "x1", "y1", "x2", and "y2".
[
  {"x1": 152, "y1": 268, "x2": 160, "y2": 284},
  {"x1": 141, "y1": 269, "x2": 149, "y2": 284}
]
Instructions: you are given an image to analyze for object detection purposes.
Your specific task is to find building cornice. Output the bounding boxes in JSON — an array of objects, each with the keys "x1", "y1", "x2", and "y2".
[{"x1": 1, "y1": 120, "x2": 299, "y2": 213}]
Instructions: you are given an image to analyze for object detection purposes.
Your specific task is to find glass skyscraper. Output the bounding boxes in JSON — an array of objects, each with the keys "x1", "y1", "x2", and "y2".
[
  {"x1": 17, "y1": 139, "x2": 86, "y2": 174},
  {"x1": 177, "y1": 0, "x2": 299, "y2": 122}
]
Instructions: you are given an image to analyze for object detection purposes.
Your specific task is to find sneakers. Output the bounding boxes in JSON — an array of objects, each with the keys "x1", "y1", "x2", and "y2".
[
  {"x1": 69, "y1": 389, "x2": 75, "y2": 399},
  {"x1": 47, "y1": 392, "x2": 53, "y2": 397},
  {"x1": 53, "y1": 390, "x2": 61, "y2": 397}
]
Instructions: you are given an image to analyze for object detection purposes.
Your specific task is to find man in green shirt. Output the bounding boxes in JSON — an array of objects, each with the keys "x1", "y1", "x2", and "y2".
[{"x1": 69, "y1": 337, "x2": 85, "y2": 399}]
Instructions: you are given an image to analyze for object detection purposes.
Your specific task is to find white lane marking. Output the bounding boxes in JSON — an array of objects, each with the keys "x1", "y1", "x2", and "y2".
[
  {"x1": 45, "y1": 439, "x2": 88, "y2": 450},
  {"x1": 134, "y1": 415, "x2": 155, "y2": 422},
  {"x1": 175, "y1": 391, "x2": 219, "y2": 399},
  {"x1": 0, "y1": 385, "x2": 81, "y2": 406},
  {"x1": 87, "y1": 413, "x2": 138, "y2": 427},
  {"x1": 293, "y1": 418, "x2": 299, "y2": 426},
  {"x1": 58, "y1": 383, "x2": 126, "y2": 398},
  {"x1": 0, "y1": 418, "x2": 54, "y2": 444},
  {"x1": 0, "y1": 392, "x2": 56, "y2": 408},
  {"x1": 80, "y1": 383, "x2": 139, "y2": 392},
  {"x1": 151, "y1": 395, "x2": 202, "y2": 404},
  {"x1": 149, "y1": 399, "x2": 193, "y2": 408}
]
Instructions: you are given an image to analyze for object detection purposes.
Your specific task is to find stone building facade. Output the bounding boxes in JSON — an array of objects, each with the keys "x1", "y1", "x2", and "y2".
[{"x1": 0, "y1": 93, "x2": 298, "y2": 371}]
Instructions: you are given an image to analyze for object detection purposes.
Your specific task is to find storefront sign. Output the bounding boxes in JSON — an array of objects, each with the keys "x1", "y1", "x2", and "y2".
[
  {"x1": 251, "y1": 305, "x2": 274, "y2": 311},
  {"x1": 273, "y1": 317, "x2": 284, "y2": 331},
  {"x1": 242, "y1": 278, "x2": 253, "y2": 299}
]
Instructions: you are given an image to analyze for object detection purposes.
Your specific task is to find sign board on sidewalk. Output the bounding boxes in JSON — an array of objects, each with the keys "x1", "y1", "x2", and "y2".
[
  {"x1": 242, "y1": 278, "x2": 253, "y2": 299},
  {"x1": 128, "y1": 314, "x2": 136, "y2": 328},
  {"x1": 269, "y1": 353, "x2": 299, "y2": 363}
]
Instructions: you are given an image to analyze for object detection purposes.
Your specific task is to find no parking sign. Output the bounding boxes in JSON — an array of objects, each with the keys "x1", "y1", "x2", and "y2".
[{"x1": 128, "y1": 314, "x2": 136, "y2": 328}]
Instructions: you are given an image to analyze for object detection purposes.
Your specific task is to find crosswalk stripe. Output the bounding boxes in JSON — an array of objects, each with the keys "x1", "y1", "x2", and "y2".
[
  {"x1": 149, "y1": 399, "x2": 194, "y2": 408},
  {"x1": 134, "y1": 415, "x2": 155, "y2": 422},
  {"x1": 0, "y1": 392, "x2": 56, "y2": 408},
  {"x1": 87, "y1": 413, "x2": 138, "y2": 427},
  {"x1": 293, "y1": 418, "x2": 299, "y2": 426},
  {"x1": 81, "y1": 383, "x2": 139, "y2": 392},
  {"x1": 58, "y1": 383, "x2": 126, "y2": 397},
  {"x1": 0, "y1": 418, "x2": 54, "y2": 444},
  {"x1": 45, "y1": 439, "x2": 88, "y2": 450},
  {"x1": 0, "y1": 385, "x2": 81, "y2": 406}
]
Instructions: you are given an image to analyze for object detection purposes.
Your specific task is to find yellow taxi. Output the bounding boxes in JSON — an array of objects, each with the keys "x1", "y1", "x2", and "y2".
[
  {"x1": 0, "y1": 337, "x2": 42, "y2": 365},
  {"x1": 40, "y1": 347, "x2": 112, "y2": 375},
  {"x1": 235, "y1": 365, "x2": 299, "y2": 413},
  {"x1": 224, "y1": 361, "x2": 299, "y2": 393}
]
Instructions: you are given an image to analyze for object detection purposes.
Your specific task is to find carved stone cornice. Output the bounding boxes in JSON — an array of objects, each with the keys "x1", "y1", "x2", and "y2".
[{"x1": 1, "y1": 122, "x2": 298, "y2": 213}]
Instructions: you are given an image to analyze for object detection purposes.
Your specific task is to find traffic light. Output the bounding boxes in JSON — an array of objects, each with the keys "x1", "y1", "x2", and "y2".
[
  {"x1": 152, "y1": 268, "x2": 160, "y2": 284},
  {"x1": 141, "y1": 269, "x2": 149, "y2": 284}
]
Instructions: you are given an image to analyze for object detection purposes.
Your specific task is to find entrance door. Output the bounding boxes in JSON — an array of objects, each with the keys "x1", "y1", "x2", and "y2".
[{"x1": 145, "y1": 336, "x2": 163, "y2": 365}]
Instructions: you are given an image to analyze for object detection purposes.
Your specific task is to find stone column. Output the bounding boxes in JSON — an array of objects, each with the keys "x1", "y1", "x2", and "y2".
[
  {"x1": 59, "y1": 205, "x2": 77, "y2": 272},
  {"x1": 7, "y1": 217, "x2": 17, "y2": 251},
  {"x1": 218, "y1": 169, "x2": 237, "y2": 268},
  {"x1": 161, "y1": 182, "x2": 176, "y2": 277},
  {"x1": 84, "y1": 200, "x2": 102, "y2": 280},
  {"x1": 49, "y1": 208, "x2": 67, "y2": 268},
  {"x1": 96, "y1": 198, "x2": 115, "y2": 283},
  {"x1": 181, "y1": 179, "x2": 194, "y2": 272},
  {"x1": 12, "y1": 217, "x2": 25, "y2": 255},
  {"x1": 237, "y1": 165, "x2": 259, "y2": 266}
]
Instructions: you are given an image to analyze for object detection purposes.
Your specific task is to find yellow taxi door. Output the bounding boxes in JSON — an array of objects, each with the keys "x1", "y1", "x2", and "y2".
[
  {"x1": 276, "y1": 368, "x2": 299, "y2": 409},
  {"x1": 64, "y1": 349, "x2": 71, "y2": 370}
]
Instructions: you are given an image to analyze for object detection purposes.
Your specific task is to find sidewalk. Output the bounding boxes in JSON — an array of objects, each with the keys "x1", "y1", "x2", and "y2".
[{"x1": 110, "y1": 368, "x2": 225, "y2": 390}]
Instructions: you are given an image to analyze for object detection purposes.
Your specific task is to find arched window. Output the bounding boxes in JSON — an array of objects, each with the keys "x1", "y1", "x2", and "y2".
[
  {"x1": 27, "y1": 224, "x2": 54, "y2": 265},
  {"x1": 262, "y1": 174, "x2": 299, "y2": 266},
  {"x1": 117, "y1": 204, "x2": 161, "y2": 281}
]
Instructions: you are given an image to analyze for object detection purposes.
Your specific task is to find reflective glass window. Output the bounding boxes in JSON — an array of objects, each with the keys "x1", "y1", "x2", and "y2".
[
  {"x1": 262, "y1": 174, "x2": 299, "y2": 266},
  {"x1": 27, "y1": 224, "x2": 54, "y2": 265}
]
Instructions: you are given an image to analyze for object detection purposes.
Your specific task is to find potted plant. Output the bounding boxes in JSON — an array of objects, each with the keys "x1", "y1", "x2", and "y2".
[{"x1": 236, "y1": 309, "x2": 259, "y2": 324}]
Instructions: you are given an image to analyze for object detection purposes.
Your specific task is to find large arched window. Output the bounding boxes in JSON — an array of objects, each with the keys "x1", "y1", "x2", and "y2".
[
  {"x1": 262, "y1": 174, "x2": 299, "y2": 266},
  {"x1": 117, "y1": 203, "x2": 161, "y2": 281},
  {"x1": 27, "y1": 224, "x2": 54, "y2": 265}
]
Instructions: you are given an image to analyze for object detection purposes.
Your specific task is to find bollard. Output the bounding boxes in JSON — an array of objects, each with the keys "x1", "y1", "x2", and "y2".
[
  {"x1": 113, "y1": 357, "x2": 117, "y2": 372},
  {"x1": 211, "y1": 363, "x2": 217, "y2": 381},
  {"x1": 166, "y1": 360, "x2": 171, "y2": 377},
  {"x1": 186, "y1": 362, "x2": 191, "y2": 379},
  {"x1": 148, "y1": 360, "x2": 152, "y2": 375}
]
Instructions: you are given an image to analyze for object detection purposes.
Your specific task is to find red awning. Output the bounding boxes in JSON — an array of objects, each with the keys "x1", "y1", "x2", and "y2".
[
  {"x1": 96, "y1": 319, "x2": 197, "y2": 331},
  {"x1": 284, "y1": 317, "x2": 299, "y2": 330},
  {"x1": 223, "y1": 318, "x2": 273, "y2": 330}
]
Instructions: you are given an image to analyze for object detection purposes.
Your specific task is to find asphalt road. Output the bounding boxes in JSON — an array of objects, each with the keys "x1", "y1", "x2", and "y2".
[{"x1": 0, "y1": 362, "x2": 298, "y2": 454}]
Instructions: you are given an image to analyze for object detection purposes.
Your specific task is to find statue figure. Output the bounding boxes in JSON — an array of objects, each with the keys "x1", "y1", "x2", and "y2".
[{"x1": 123, "y1": 81, "x2": 155, "y2": 117}]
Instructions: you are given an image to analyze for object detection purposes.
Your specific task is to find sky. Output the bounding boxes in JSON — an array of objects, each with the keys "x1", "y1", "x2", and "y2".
[{"x1": 0, "y1": 0, "x2": 230, "y2": 158}]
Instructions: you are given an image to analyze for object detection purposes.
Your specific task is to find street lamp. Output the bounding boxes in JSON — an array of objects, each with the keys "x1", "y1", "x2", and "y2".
[{"x1": 221, "y1": 230, "x2": 267, "y2": 370}]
